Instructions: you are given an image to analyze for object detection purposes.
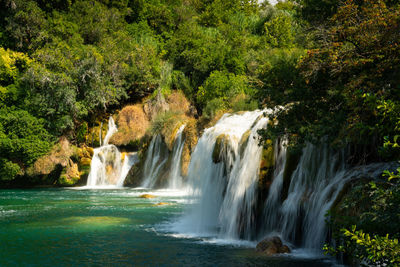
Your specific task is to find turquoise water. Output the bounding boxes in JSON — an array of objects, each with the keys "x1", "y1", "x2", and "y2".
[{"x1": 0, "y1": 188, "x2": 339, "y2": 266}]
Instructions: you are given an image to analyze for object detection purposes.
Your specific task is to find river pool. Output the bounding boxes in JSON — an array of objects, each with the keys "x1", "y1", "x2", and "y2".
[{"x1": 0, "y1": 188, "x2": 341, "y2": 266}]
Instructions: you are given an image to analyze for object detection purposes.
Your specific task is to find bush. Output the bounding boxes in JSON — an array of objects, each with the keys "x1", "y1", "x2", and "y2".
[
  {"x1": 0, "y1": 107, "x2": 53, "y2": 180},
  {"x1": 196, "y1": 71, "x2": 251, "y2": 107}
]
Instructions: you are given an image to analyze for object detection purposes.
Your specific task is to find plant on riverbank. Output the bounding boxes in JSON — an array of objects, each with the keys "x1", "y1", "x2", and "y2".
[{"x1": 327, "y1": 166, "x2": 400, "y2": 265}]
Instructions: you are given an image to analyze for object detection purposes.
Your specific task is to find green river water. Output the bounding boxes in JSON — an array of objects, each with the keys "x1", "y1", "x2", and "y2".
[{"x1": 0, "y1": 188, "x2": 340, "y2": 266}]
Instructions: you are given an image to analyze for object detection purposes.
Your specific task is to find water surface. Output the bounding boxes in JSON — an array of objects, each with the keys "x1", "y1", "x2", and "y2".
[{"x1": 0, "y1": 188, "x2": 339, "y2": 266}]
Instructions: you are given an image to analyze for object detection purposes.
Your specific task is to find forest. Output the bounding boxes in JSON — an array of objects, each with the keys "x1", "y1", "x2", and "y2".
[{"x1": 0, "y1": 0, "x2": 399, "y2": 265}]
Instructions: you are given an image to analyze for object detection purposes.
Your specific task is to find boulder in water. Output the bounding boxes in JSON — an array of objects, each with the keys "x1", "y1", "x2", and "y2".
[
  {"x1": 139, "y1": 194, "x2": 156, "y2": 199},
  {"x1": 256, "y1": 236, "x2": 291, "y2": 255}
]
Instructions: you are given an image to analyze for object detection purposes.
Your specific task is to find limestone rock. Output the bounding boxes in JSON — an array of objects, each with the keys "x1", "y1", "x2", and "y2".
[
  {"x1": 153, "y1": 202, "x2": 171, "y2": 206},
  {"x1": 59, "y1": 159, "x2": 80, "y2": 186},
  {"x1": 109, "y1": 105, "x2": 150, "y2": 147},
  {"x1": 139, "y1": 194, "x2": 156, "y2": 199},
  {"x1": 181, "y1": 119, "x2": 198, "y2": 176}
]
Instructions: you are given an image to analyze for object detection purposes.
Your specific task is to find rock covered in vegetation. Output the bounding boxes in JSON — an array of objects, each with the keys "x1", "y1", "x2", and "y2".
[
  {"x1": 27, "y1": 138, "x2": 76, "y2": 176},
  {"x1": 212, "y1": 134, "x2": 234, "y2": 164},
  {"x1": 144, "y1": 90, "x2": 170, "y2": 120},
  {"x1": 59, "y1": 159, "x2": 80, "y2": 186},
  {"x1": 181, "y1": 119, "x2": 199, "y2": 176},
  {"x1": 167, "y1": 91, "x2": 192, "y2": 116},
  {"x1": 256, "y1": 236, "x2": 291, "y2": 255},
  {"x1": 109, "y1": 105, "x2": 150, "y2": 147},
  {"x1": 281, "y1": 148, "x2": 302, "y2": 202},
  {"x1": 239, "y1": 129, "x2": 251, "y2": 157},
  {"x1": 258, "y1": 139, "x2": 276, "y2": 193},
  {"x1": 24, "y1": 138, "x2": 91, "y2": 186}
]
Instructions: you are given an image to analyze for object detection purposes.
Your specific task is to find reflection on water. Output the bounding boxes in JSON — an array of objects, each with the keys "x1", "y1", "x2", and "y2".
[{"x1": 0, "y1": 188, "x2": 340, "y2": 266}]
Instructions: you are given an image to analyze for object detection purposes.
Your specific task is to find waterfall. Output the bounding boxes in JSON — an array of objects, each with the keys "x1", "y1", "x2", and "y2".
[
  {"x1": 103, "y1": 117, "x2": 118, "y2": 146},
  {"x1": 261, "y1": 143, "x2": 348, "y2": 249},
  {"x1": 261, "y1": 139, "x2": 288, "y2": 235},
  {"x1": 168, "y1": 125, "x2": 186, "y2": 189},
  {"x1": 172, "y1": 109, "x2": 358, "y2": 252},
  {"x1": 86, "y1": 117, "x2": 138, "y2": 187},
  {"x1": 175, "y1": 110, "x2": 271, "y2": 239},
  {"x1": 141, "y1": 135, "x2": 169, "y2": 188}
]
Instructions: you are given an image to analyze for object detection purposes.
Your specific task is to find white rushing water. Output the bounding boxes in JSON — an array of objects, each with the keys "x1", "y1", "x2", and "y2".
[
  {"x1": 141, "y1": 125, "x2": 187, "y2": 189},
  {"x1": 103, "y1": 117, "x2": 118, "y2": 146},
  {"x1": 86, "y1": 117, "x2": 138, "y2": 187},
  {"x1": 174, "y1": 109, "x2": 272, "y2": 239},
  {"x1": 168, "y1": 125, "x2": 186, "y2": 189},
  {"x1": 170, "y1": 109, "x2": 361, "y2": 253},
  {"x1": 261, "y1": 143, "x2": 348, "y2": 249},
  {"x1": 141, "y1": 135, "x2": 169, "y2": 188}
]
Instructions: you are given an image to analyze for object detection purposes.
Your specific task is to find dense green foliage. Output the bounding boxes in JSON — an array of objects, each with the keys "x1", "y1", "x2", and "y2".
[
  {"x1": 1, "y1": 0, "x2": 308, "y2": 181},
  {"x1": 327, "y1": 167, "x2": 400, "y2": 265}
]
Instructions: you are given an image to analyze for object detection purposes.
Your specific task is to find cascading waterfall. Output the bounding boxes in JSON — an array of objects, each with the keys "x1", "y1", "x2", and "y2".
[
  {"x1": 262, "y1": 139, "x2": 288, "y2": 235},
  {"x1": 261, "y1": 143, "x2": 347, "y2": 249},
  {"x1": 103, "y1": 117, "x2": 118, "y2": 146},
  {"x1": 175, "y1": 110, "x2": 272, "y2": 239},
  {"x1": 168, "y1": 125, "x2": 186, "y2": 189},
  {"x1": 86, "y1": 117, "x2": 138, "y2": 187},
  {"x1": 141, "y1": 135, "x2": 169, "y2": 188},
  {"x1": 171, "y1": 109, "x2": 365, "y2": 253}
]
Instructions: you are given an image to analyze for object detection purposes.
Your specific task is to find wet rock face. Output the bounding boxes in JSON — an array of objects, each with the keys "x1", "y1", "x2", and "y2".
[
  {"x1": 212, "y1": 134, "x2": 235, "y2": 164},
  {"x1": 256, "y1": 236, "x2": 291, "y2": 255}
]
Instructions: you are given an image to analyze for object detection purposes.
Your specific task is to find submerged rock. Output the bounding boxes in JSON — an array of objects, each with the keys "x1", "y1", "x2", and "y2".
[
  {"x1": 256, "y1": 236, "x2": 291, "y2": 255},
  {"x1": 153, "y1": 202, "x2": 171, "y2": 206},
  {"x1": 139, "y1": 194, "x2": 156, "y2": 199}
]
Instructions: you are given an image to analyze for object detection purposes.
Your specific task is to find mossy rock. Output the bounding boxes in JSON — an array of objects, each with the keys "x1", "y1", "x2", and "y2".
[
  {"x1": 212, "y1": 134, "x2": 231, "y2": 164},
  {"x1": 80, "y1": 157, "x2": 92, "y2": 166},
  {"x1": 181, "y1": 119, "x2": 199, "y2": 176},
  {"x1": 239, "y1": 130, "x2": 251, "y2": 157},
  {"x1": 59, "y1": 159, "x2": 80, "y2": 186},
  {"x1": 86, "y1": 147, "x2": 94, "y2": 157},
  {"x1": 89, "y1": 124, "x2": 107, "y2": 147},
  {"x1": 139, "y1": 194, "x2": 156, "y2": 199},
  {"x1": 109, "y1": 104, "x2": 150, "y2": 146},
  {"x1": 258, "y1": 142, "x2": 275, "y2": 192},
  {"x1": 27, "y1": 138, "x2": 74, "y2": 177},
  {"x1": 164, "y1": 122, "x2": 186, "y2": 151}
]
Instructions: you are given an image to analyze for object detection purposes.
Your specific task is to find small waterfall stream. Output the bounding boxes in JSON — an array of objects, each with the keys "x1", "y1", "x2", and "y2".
[
  {"x1": 140, "y1": 125, "x2": 187, "y2": 189},
  {"x1": 141, "y1": 135, "x2": 169, "y2": 188},
  {"x1": 86, "y1": 117, "x2": 138, "y2": 187},
  {"x1": 261, "y1": 143, "x2": 348, "y2": 249}
]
